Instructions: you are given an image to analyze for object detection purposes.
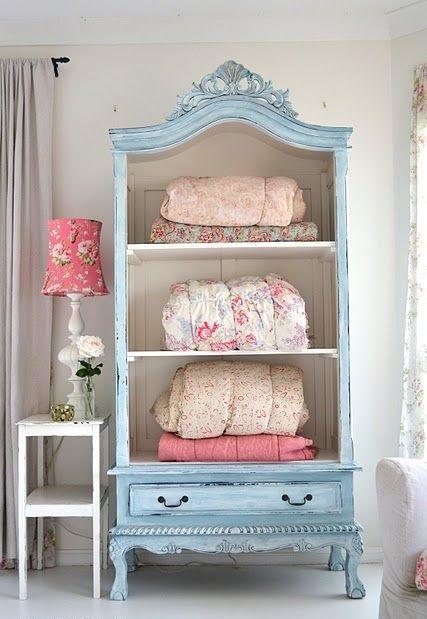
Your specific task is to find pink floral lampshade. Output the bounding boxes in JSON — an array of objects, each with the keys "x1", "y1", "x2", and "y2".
[{"x1": 41, "y1": 218, "x2": 109, "y2": 296}]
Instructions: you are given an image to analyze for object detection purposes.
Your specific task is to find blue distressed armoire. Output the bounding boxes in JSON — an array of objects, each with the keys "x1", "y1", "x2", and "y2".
[{"x1": 108, "y1": 61, "x2": 364, "y2": 601}]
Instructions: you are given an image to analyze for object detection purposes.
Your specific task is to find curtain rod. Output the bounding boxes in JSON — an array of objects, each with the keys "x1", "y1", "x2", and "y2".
[{"x1": 51, "y1": 57, "x2": 70, "y2": 77}]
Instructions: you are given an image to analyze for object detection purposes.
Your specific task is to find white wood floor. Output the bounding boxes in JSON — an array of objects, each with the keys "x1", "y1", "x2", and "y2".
[{"x1": 0, "y1": 563, "x2": 382, "y2": 619}]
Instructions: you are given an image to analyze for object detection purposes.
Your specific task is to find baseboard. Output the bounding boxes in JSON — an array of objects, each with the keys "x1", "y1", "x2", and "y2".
[
  {"x1": 56, "y1": 547, "x2": 383, "y2": 567},
  {"x1": 56, "y1": 549, "x2": 93, "y2": 566}
]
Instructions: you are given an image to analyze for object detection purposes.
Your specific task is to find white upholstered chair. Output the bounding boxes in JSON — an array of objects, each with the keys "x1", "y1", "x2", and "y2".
[{"x1": 376, "y1": 458, "x2": 427, "y2": 619}]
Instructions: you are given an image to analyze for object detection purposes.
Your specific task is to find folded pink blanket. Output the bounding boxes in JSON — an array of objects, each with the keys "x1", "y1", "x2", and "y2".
[
  {"x1": 161, "y1": 176, "x2": 306, "y2": 227},
  {"x1": 158, "y1": 432, "x2": 317, "y2": 462}
]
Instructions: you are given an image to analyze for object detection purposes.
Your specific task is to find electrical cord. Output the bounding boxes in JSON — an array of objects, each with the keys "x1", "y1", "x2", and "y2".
[
  {"x1": 54, "y1": 519, "x2": 93, "y2": 541},
  {"x1": 45, "y1": 436, "x2": 65, "y2": 473}
]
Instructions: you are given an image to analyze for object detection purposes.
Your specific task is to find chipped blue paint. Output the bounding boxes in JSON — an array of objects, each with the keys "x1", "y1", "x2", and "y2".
[
  {"x1": 108, "y1": 61, "x2": 363, "y2": 601},
  {"x1": 113, "y1": 152, "x2": 129, "y2": 467}
]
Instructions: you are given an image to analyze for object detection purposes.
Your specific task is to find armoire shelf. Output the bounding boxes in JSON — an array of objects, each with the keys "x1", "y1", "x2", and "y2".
[
  {"x1": 129, "y1": 449, "x2": 340, "y2": 466},
  {"x1": 128, "y1": 349, "x2": 338, "y2": 359},
  {"x1": 108, "y1": 60, "x2": 365, "y2": 602},
  {"x1": 127, "y1": 241, "x2": 336, "y2": 263}
]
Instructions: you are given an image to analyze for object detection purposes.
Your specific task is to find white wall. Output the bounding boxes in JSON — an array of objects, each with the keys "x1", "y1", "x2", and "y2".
[{"x1": 1, "y1": 42, "x2": 398, "y2": 559}]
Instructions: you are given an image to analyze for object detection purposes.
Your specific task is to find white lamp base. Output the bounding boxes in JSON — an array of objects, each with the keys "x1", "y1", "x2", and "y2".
[{"x1": 58, "y1": 293, "x2": 86, "y2": 420}]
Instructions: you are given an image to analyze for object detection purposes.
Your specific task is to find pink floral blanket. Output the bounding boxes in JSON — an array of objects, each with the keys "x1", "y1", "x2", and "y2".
[
  {"x1": 162, "y1": 274, "x2": 309, "y2": 352},
  {"x1": 151, "y1": 361, "x2": 309, "y2": 439},
  {"x1": 160, "y1": 176, "x2": 306, "y2": 227},
  {"x1": 149, "y1": 217, "x2": 318, "y2": 244},
  {"x1": 158, "y1": 432, "x2": 316, "y2": 462}
]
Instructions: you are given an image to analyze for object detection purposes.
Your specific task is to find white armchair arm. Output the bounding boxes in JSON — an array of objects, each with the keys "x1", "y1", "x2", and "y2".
[{"x1": 376, "y1": 458, "x2": 427, "y2": 619}]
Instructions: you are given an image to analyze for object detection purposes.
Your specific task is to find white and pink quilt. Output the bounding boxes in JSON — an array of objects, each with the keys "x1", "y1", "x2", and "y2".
[
  {"x1": 151, "y1": 360, "x2": 309, "y2": 439},
  {"x1": 162, "y1": 273, "x2": 309, "y2": 352},
  {"x1": 161, "y1": 176, "x2": 306, "y2": 227}
]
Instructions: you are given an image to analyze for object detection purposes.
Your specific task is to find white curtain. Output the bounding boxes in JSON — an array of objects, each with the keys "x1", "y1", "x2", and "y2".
[
  {"x1": 400, "y1": 64, "x2": 427, "y2": 459},
  {"x1": 0, "y1": 59, "x2": 54, "y2": 566}
]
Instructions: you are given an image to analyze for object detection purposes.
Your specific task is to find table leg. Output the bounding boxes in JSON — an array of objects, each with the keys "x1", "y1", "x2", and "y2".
[
  {"x1": 18, "y1": 427, "x2": 27, "y2": 600},
  {"x1": 92, "y1": 427, "x2": 100, "y2": 598},
  {"x1": 37, "y1": 436, "x2": 44, "y2": 570}
]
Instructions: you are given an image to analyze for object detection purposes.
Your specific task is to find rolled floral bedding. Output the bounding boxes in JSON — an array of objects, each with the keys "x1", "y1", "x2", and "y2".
[
  {"x1": 151, "y1": 361, "x2": 309, "y2": 439},
  {"x1": 162, "y1": 273, "x2": 309, "y2": 352},
  {"x1": 160, "y1": 176, "x2": 306, "y2": 227}
]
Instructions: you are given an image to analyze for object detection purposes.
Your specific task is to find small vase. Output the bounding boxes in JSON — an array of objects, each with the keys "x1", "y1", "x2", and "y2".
[{"x1": 84, "y1": 376, "x2": 96, "y2": 420}]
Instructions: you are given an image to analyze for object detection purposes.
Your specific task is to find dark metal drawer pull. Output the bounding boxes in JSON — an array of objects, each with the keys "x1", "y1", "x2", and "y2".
[
  {"x1": 282, "y1": 493, "x2": 313, "y2": 506},
  {"x1": 157, "y1": 495, "x2": 189, "y2": 508}
]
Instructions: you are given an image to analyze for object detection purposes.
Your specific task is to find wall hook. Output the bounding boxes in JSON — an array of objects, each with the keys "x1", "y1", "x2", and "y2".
[{"x1": 51, "y1": 57, "x2": 70, "y2": 78}]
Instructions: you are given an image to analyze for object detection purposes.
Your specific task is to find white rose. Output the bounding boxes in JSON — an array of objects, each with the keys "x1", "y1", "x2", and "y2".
[{"x1": 77, "y1": 335, "x2": 105, "y2": 359}]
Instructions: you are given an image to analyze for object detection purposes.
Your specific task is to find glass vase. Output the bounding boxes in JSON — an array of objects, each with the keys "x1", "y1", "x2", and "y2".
[{"x1": 84, "y1": 376, "x2": 96, "y2": 420}]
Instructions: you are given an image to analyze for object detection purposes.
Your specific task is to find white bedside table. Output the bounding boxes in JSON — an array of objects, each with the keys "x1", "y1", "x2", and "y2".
[{"x1": 17, "y1": 414, "x2": 110, "y2": 599}]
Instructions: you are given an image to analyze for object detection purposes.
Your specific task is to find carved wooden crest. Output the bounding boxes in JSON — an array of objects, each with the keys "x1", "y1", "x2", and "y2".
[{"x1": 167, "y1": 60, "x2": 298, "y2": 121}]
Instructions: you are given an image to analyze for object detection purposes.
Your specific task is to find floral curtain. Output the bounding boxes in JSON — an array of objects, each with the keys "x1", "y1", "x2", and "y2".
[{"x1": 400, "y1": 65, "x2": 427, "y2": 459}]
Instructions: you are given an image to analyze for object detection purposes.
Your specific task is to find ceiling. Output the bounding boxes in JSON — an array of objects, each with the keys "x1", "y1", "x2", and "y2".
[{"x1": 0, "y1": 0, "x2": 426, "y2": 45}]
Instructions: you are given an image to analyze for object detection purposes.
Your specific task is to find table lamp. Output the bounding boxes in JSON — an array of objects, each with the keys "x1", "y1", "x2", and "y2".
[{"x1": 41, "y1": 218, "x2": 109, "y2": 419}]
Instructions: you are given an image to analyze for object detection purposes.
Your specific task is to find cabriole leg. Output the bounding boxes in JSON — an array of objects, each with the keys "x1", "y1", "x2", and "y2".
[
  {"x1": 126, "y1": 549, "x2": 137, "y2": 572},
  {"x1": 328, "y1": 545, "x2": 345, "y2": 571},
  {"x1": 109, "y1": 538, "x2": 129, "y2": 601},
  {"x1": 345, "y1": 534, "x2": 366, "y2": 599}
]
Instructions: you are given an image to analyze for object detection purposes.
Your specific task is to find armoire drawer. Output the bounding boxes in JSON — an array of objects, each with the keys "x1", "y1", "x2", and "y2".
[{"x1": 129, "y1": 482, "x2": 342, "y2": 516}]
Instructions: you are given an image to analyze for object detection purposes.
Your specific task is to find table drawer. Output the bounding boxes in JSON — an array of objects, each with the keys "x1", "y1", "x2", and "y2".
[{"x1": 129, "y1": 482, "x2": 342, "y2": 516}]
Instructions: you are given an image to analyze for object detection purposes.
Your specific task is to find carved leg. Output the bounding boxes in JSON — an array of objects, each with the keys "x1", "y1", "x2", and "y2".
[
  {"x1": 109, "y1": 538, "x2": 129, "y2": 601},
  {"x1": 344, "y1": 535, "x2": 366, "y2": 599},
  {"x1": 126, "y1": 549, "x2": 136, "y2": 572},
  {"x1": 328, "y1": 545, "x2": 345, "y2": 571}
]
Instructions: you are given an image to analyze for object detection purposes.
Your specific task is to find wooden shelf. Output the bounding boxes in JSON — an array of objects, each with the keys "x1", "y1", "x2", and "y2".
[
  {"x1": 25, "y1": 485, "x2": 108, "y2": 517},
  {"x1": 127, "y1": 241, "x2": 336, "y2": 263},
  {"x1": 130, "y1": 449, "x2": 339, "y2": 466},
  {"x1": 128, "y1": 349, "x2": 338, "y2": 360}
]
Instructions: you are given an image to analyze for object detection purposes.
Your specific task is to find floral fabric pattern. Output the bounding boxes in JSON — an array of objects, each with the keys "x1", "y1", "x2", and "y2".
[
  {"x1": 162, "y1": 274, "x2": 309, "y2": 353},
  {"x1": 415, "y1": 550, "x2": 427, "y2": 590},
  {"x1": 259, "y1": 178, "x2": 305, "y2": 226},
  {"x1": 400, "y1": 65, "x2": 427, "y2": 459},
  {"x1": 228, "y1": 276, "x2": 275, "y2": 350},
  {"x1": 160, "y1": 176, "x2": 306, "y2": 227},
  {"x1": 150, "y1": 216, "x2": 318, "y2": 244},
  {"x1": 188, "y1": 280, "x2": 237, "y2": 351},
  {"x1": 266, "y1": 274, "x2": 310, "y2": 351},
  {"x1": 162, "y1": 283, "x2": 196, "y2": 351},
  {"x1": 269, "y1": 365, "x2": 309, "y2": 435},
  {"x1": 151, "y1": 360, "x2": 309, "y2": 439},
  {"x1": 41, "y1": 218, "x2": 108, "y2": 296}
]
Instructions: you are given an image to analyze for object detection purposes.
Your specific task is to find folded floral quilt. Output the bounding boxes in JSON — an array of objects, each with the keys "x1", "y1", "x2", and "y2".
[
  {"x1": 162, "y1": 282, "x2": 195, "y2": 351},
  {"x1": 149, "y1": 217, "x2": 318, "y2": 244},
  {"x1": 188, "y1": 279, "x2": 237, "y2": 351},
  {"x1": 151, "y1": 361, "x2": 309, "y2": 439},
  {"x1": 158, "y1": 432, "x2": 316, "y2": 462},
  {"x1": 162, "y1": 274, "x2": 309, "y2": 352},
  {"x1": 160, "y1": 176, "x2": 306, "y2": 227},
  {"x1": 265, "y1": 274, "x2": 310, "y2": 351},
  {"x1": 228, "y1": 276, "x2": 275, "y2": 350}
]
